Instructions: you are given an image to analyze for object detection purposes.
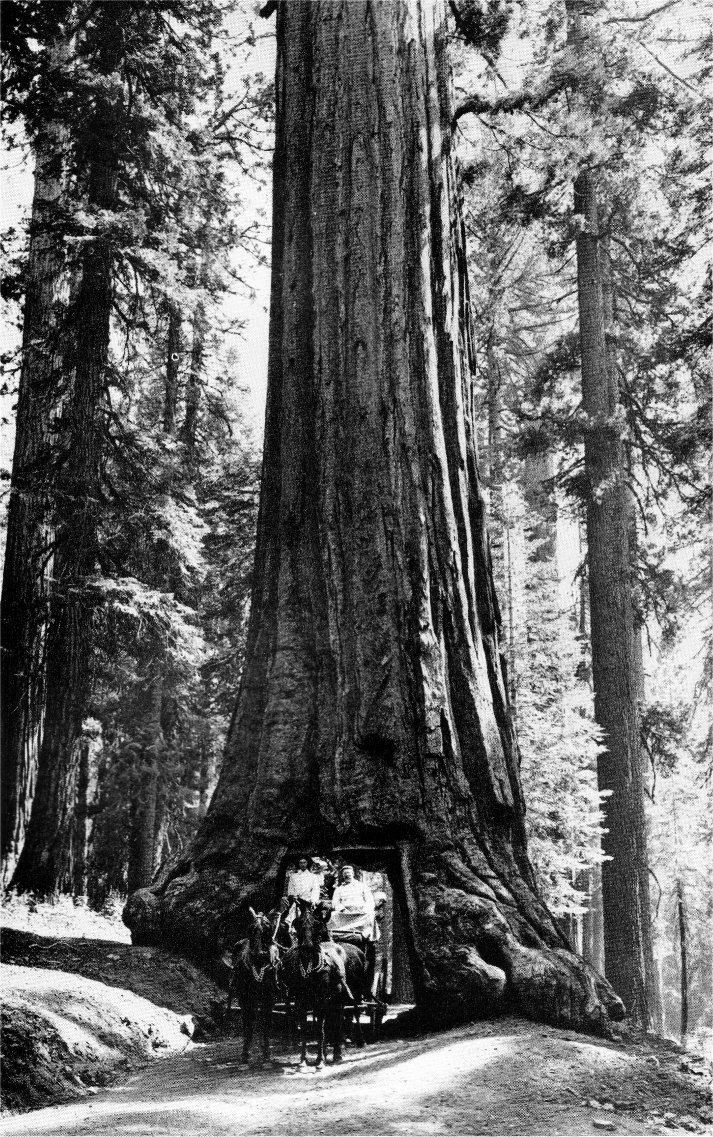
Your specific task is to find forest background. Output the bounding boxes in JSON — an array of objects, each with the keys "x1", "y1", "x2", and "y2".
[{"x1": 0, "y1": 0, "x2": 710, "y2": 1052}]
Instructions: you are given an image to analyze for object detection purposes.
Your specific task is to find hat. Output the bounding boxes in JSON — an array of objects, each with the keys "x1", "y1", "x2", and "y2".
[{"x1": 310, "y1": 857, "x2": 328, "y2": 869}]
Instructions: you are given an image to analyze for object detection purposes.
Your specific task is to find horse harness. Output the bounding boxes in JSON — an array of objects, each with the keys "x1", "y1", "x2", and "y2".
[
  {"x1": 298, "y1": 954, "x2": 326, "y2": 979},
  {"x1": 238, "y1": 939, "x2": 281, "y2": 986}
]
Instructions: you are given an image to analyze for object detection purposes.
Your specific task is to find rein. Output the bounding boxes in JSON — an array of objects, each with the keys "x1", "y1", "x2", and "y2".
[{"x1": 272, "y1": 912, "x2": 283, "y2": 944}]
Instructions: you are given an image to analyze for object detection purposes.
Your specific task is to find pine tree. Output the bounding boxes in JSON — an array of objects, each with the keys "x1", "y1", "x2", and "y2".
[
  {"x1": 10, "y1": 1, "x2": 230, "y2": 893},
  {"x1": 464, "y1": 145, "x2": 606, "y2": 939},
  {"x1": 452, "y1": 0, "x2": 708, "y2": 1025}
]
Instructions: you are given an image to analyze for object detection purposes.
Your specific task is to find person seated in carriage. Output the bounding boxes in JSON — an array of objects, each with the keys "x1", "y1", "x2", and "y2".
[
  {"x1": 327, "y1": 864, "x2": 379, "y2": 1003},
  {"x1": 286, "y1": 856, "x2": 322, "y2": 906},
  {"x1": 328, "y1": 864, "x2": 375, "y2": 941},
  {"x1": 283, "y1": 856, "x2": 324, "y2": 938}
]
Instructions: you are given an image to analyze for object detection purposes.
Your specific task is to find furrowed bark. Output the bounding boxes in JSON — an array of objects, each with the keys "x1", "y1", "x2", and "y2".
[
  {"x1": 125, "y1": 0, "x2": 623, "y2": 1034},
  {"x1": 128, "y1": 672, "x2": 164, "y2": 892},
  {"x1": 11, "y1": 8, "x2": 124, "y2": 896},
  {"x1": 0, "y1": 57, "x2": 68, "y2": 883},
  {"x1": 568, "y1": 0, "x2": 654, "y2": 1029},
  {"x1": 573, "y1": 163, "x2": 654, "y2": 1031}
]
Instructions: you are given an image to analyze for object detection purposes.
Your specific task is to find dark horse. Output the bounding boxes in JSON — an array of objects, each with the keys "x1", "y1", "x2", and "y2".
[
  {"x1": 282, "y1": 899, "x2": 367, "y2": 1069},
  {"x1": 225, "y1": 906, "x2": 288, "y2": 1065}
]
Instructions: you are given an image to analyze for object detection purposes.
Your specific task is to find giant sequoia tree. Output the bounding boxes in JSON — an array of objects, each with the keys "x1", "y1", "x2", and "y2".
[
  {"x1": 125, "y1": 0, "x2": 623, "y2": 1032},
  {"x1": 0, "y1": 29, "x2": 68, "y2": 881},
  {"x1": 11, "y1": 5, "x2": 125, "y2": 895}
]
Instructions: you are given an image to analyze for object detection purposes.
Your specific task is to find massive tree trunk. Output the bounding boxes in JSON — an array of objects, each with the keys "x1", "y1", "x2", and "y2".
[
  {"x1": 573, "y1": 166, "x2": 654, "y2": 1027},
  {"x1": 125, "y1": 0, "x2": 622, "y2": 1033},
  {"x1": 12, "y1": 9, "x2": 124, "y2": 895},
  {"x1": 0, "y1": 57, "x2": 68, "y2": 883}
]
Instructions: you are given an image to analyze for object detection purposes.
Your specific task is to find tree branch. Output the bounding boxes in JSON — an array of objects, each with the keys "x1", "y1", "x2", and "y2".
[
  {"x1": 637, "y1": 40, "x2": 701, "y2": 94},
  {"x1": 453, "y1": 78, "x2": 567, "y2": 125},
  {"x1": 605, "y1": 0, "x2": 682, "y2": 24}
]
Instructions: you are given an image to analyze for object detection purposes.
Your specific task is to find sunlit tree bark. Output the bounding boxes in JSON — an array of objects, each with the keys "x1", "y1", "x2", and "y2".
[
  {"x1": 1, "y1": 44, "x2": 68, "y2": 882},
  {"x1": 570, "y1": 0, "x2": 654, "y2": 1025}
]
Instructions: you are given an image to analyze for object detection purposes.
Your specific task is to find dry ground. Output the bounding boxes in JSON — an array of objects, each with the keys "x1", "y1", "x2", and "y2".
[
  {"x1": 1, "y1": 926, "x2": 225, "y2": 1113},
  {"x1": 1, "y1": 1018, "x2": 711, "y2": 1136},
  {"x1": 1, "y1": 914, "x2": 710, "y2": 1137}
]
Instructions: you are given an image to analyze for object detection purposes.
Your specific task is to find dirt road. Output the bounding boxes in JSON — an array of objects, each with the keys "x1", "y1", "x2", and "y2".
[{"x1": 2, "y1": 1019, "x2": 708, "y2": 1136}]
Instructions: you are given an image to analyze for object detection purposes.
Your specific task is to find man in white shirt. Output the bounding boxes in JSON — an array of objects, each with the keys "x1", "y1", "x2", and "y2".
[
  {"x1": 329, "y1": 865, "x2": 375, "y2": 940},
  {"x1": 286, "y1": 857, "x2": 321, "y2": 905}
]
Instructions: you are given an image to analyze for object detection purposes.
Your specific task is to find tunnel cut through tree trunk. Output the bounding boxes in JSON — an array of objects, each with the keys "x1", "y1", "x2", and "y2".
[{"x1": 125, "y1": 0, "x2": 623, "y2": 1034}]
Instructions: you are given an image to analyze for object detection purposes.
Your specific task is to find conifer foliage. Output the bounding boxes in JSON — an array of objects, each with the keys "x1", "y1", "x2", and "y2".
[
  {"x1": 454, "y1": 0, "x2": 710, "y2": 1032},
  {"x1": 1, "y1": 0, "x2": 709, "y2": 1046},
  {"x1": 2, "y1": 1, "x2": 263, "y2": 895}
]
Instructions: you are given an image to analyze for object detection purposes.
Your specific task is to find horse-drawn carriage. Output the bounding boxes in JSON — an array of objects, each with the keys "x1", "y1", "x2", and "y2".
[
  {"x1": 224, "y1": 903, "x2": 389, "y2": 1068},
  {"x1": 272, "y1": 929, "x2": 388, "y2": 1039}
]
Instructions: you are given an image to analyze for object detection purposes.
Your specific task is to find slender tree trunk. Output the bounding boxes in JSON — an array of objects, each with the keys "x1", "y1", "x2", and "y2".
[
  {"x1": 576, "y1": 518, "x2": 605, "y2": 973},
  {"x1": 125, "y1": 0, "x2": 622, "y2": 1034},
  {"x1": 582, "y1": 861, "x2": 605, "y2": 975},
  {"x1": 573, "y1": 162, "x2": 654, "y2": 1028},
  {"x1": 603, "y1": 235, "x2": 647, "y2": 718},
  {"x1": 197, "y1": 714, "x2": 216, "y2": 820},
  {"x1": 626, "y1": 478, "x2": 664, "y2": 1032},
  {"x1": 163, "y1": 303, "x2": 181, "y2": 435},
  {"x1": 1, "y1": 61, "x2": 68, "y2": 883},
  {"x1": 181, "y1": 286, "x2": 207, "y2": 460},
  {"x1": 72, "y1": 739, "x2": 90, "y2": 897},
  {"x1": 577, "y1": 513, "x2": 592, "y2": 684},
  {"x1": 153, "y1": 779, "x2": 168, "y2": 874},
  {"x1": 568, "y1": 5, "x2": 654, "y2": 1022},
  {"x1": 126, "y1": 308, "x2": 182, "y2": 886},
  {"x1": 12, "y1": 9, "x2": 124, "y2": 896},
  {"x1": 128, "y1": 673, "x2": 164, "y2": 892},
  {"x1": 676, "y1": 878, "x2": 689, "y2": 1043}
]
